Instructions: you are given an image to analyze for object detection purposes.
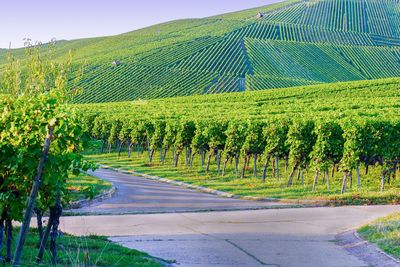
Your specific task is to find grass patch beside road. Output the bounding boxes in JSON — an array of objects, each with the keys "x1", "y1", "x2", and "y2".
[
  {"x1": 86, "y1": 152, "x2": 400, "y2": 205},
  {"x1": 1, "y1": 228, "x2": 162, "y2": 266},
  {"x1": 66, "y1": 173, "x2": 112, "y2": 203},
  {"x1": 358, "y1": 213, "x2": 400, "y2": 260}
]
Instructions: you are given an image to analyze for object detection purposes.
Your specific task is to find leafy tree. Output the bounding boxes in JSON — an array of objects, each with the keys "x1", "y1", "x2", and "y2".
[
  {"x1": 341, "y1": 119, "x2": 383, "y2": 193},
  {"x1": 224, "y1": 120, "x2": 247, "y2": 177},
  {"x1": 191, "y1": 120, "x2": 210, "y2": 168},
  {"x1": 241, "y1": 121, "x2": 266, "y2": 178},
  {"x1": 174, "y1": 120, "x2": 196, "y2": 167},
  {"x1": 310, "y1": 120, "x2": 344, "y2": 191},
  {"x1": 118, "y1": 118, "x2": 134, "y2": 157},
  {"x1": 150, "y1": 119, "x2": 166, "y2": 163},
  {"x1": 262, "y1": 120, "x2": 290, "y2": 182},
  {"x1": 163, "y1": 120, "x2": 178, "y2": 164},
  {"x1": 286, "y1": 120, "x2": 316, "y2": 187},
  {"x1": 0, "y1": 42, "x2": 93, "y2": 266},
  {"x1": 204, "y1": 121, "x2": 228, "y2": 174}
]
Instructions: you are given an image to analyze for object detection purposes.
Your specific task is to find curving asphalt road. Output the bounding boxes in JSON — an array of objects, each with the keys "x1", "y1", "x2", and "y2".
[
  {"x1": 72, "y1": 168, "x2": 288, "y2": 215},
  {"x1": 62, "y1": 169, "x2": 400, "y2": 267}
]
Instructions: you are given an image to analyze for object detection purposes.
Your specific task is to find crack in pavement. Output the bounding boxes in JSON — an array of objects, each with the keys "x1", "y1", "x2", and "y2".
[
  {"x1": 179, "y1": 224, "x2": 279, "y2": 266},
  {"x1": 223, "y1": 239, "x2": 280, "y2": 266}
]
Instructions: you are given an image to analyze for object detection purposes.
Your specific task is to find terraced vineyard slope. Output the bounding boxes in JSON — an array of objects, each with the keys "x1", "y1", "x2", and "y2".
[{"x1": 1, "y1": 0, "x2": 400, "y2": 103}]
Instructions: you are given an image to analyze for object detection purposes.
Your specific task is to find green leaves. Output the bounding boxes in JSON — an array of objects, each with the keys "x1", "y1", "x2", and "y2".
[
  {"x1": 311, "y1": 120, "x2": 344, "y2": 171},
  {"x1": 0, "y1": 46, "x2": 93, "y2": 223},
  {"x1": 0, "y1": 93, "x2": 93, "y2": 221},
  {"x1": 242, "y1": 120, "x2": 266, "y2": 157},
  {"x1": 286, "y1": 119, "x2": 316, "y2": 167}
]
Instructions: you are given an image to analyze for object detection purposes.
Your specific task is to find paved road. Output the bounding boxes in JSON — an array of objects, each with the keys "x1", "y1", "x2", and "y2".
[
  {"x1": 60, "y1": 206, "x2": 399, "y2": 267},
  {"x1": 73, "y1": 169, "x2": 287, "y2": 214},
  {"x1": 63, "y1": 169, "x2": 400, "y2": 266}
]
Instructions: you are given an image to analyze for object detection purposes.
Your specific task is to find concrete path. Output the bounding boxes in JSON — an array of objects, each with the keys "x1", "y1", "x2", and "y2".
[
  {"x1": 60, "y1": 205, "x2": 399, "y2": 267},
  {"x1": 72, "y1": 168, "x2": 287, "y2": 215},
  {"x1": 65, "y1": 169, "x2": 400, "y2": 266}
]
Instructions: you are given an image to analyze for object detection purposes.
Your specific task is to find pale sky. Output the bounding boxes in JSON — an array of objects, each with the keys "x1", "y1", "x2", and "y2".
[{"x1": 0, "y1": 0, "x2": 284, "y2": 48}]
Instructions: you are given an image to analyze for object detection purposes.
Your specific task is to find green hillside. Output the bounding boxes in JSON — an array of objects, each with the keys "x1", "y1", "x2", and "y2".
[
  {"x1": 78, "y1": 77, "x2": 400, "y2": 120},
  {"x1": 2, "y1": 0, "x2": 400, "y2": 103}
]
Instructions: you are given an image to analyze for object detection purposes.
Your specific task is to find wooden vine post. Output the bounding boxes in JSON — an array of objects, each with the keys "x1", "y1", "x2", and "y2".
[{"x1": 13, "y1": 126, "x2": 54, "y2": 267}]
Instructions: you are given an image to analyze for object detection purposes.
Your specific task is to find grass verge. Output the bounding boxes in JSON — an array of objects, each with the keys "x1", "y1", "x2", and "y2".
[
  {"x1": 86, "y1": 151, "x2": 400, "y2": 205},
  {"x1": 66, "y1": 173, "x2": 112, "y2": 203},
  {"x1": 1, "y1": 228, "x2": 162, "y2": 266},
  {"x1": 358, "y1": 213, "x2": 400, "y2": 260}
]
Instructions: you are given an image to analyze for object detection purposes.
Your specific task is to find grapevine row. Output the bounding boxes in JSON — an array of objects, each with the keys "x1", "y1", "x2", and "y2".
[{"x1": 85, "y1": 114, "x2": 400, "y2": 193}]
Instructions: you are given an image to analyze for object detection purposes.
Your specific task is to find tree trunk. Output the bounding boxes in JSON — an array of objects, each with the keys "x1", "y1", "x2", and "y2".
[
  {"x1": 365, "y1": 165, "x2": 369, "y2": 175},
  {"x1": 217, "y1": 150, "x2": 221, "y2": 176},
  {"x1": 35, "y1": 209, "x2": 44, "y2": 248},
  {"x1": 262, "y1": 156, "x2": 270, "y2": 183},
  {"x1": 150, "y1": 149, "x2": 155, "y2": 163},
  {"x1": 0, "y1": 218, "x2": 3, "y2": 262},
  {"x1": 118, "y1": 142, "x2": 123, "y2": 158},
  {"x1": 381, "y1": 170, "x2": 386, "y2": 192},
  {"x1": 312, "y1": 170, "x2": 319, "y2": 192},
  {"x1": 50, "y1": 202, "x2": 62, "y2": 266},
  {"x1": 275, "y1": 156, "x2": 280, "y2": 179},
  {"x1": 326, "y1": 171, "x2": 330, "y2": 191},
  {"x1": 301, "y1": 169, "x2": 305, "y2": 186},
  {"x1": 206, "y1": 153, "x2": 212, "y2": 173},
  {"x1": 287, "y1": 162, "x2": 299, "y2": 187},
  {"x1": 174, "y1": 152, "x2": 180, "y2": 167},
  {"x1": 356, "y1": 165, "x2": 361, "y2": 191},
  {"x1": 127, "y1": 142, "x2": 132, "y2": 158},
  {"x1": 235, "y1": 156, "x2": 239, "y2": 178},
  {"x1": 201, "y1": 151, "x2": 205, "y2": 167},
  {"x1": 100, "y1": 140, "x2": 105, "y2": 153},
  {"x1": 13, "y1": 126, "x2": 54, "y2": 267},
  {"x1": 222, "y1": 157, "x2": 229, "y2": 176},
  {"x1": 161, "y1": 148, "x2": 167, "y2": 164},
  {"x1": 285, "y1": 156, "x2": 289, "y2": 172},
  {"x1": 185, "y1": 148, "x2": 190, "y2": 166},
  {"x1": 341, "y1": 172, "x2": 348, "y2": 194},
  {"x1": 271, "y1": 158, "x2": 276, "y2": 179},
  {"x1": 5, "y1": 219, "x2": 12, "y2": 262},
  {"x1": 190, "y1": 153, "x2": 195, "y2": 170},
  {"x1": 36, "y1": 199, "x2": 62, "y2": 264},
  {"x1": 331, "y1": 165, "x2": 336, "y2": 180},
  {"x1": 241, "y1": 156, "x2": 248, "y2": 178},
  {"x1": 349, "y1": 172, "x2": 353, "y2": 189},
  {"x1": 36, "y1": 212, "x2": 55, "y2": 263},
  {"x1": 146, "y1": 138, "x2": 151, "y2": 162},
  {"x1": 253, "y1": 154, "x2": 258, "y2": 178}
]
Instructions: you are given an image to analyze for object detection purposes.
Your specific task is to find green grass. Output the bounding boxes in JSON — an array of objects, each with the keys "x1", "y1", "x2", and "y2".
[
  {"x1": 66, "y1": 173, "x2": 112, "y2": 203},
  {"x1": 1, "y1": 228, "x2": 162, "y2": 267},
  {"x1": 358, "y1": 213, "x2": 400, "y2": 259},
  {"x1": 86, "y1": 151, "x2": 400, "y2": 205}
]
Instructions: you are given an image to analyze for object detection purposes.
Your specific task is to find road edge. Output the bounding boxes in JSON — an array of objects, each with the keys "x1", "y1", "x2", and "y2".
[
  {"x1": 68, "y1": 185, "x2": 117, "y2": 209},
  {"x1": 336, "y1": 229, "x2": 400, "y2": 267}
]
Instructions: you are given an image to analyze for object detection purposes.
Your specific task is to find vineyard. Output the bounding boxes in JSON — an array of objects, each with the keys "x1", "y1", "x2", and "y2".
[
  {"x1": 79, "y1": 78, "x2": 400, "y2": 202},
  {"x1": 1, "y1": 0, "x2": 400, "y2": 103}
]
